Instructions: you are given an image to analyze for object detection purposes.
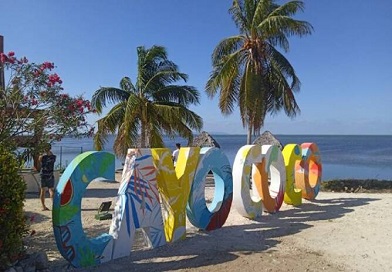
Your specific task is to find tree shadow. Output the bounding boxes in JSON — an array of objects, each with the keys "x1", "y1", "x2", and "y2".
[
  {"x1": 77, "y1": 196, "x2": 379, "y2": 272},
  {"x1": 82, "y1": 188, "x2": 119, "y2": 199}
]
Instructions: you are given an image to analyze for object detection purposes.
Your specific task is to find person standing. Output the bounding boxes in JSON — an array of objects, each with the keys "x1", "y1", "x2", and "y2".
[
  {"x1": 172, "y1": 143, "x2": 181, "y2": 167},
  {"x1": 38, "y1": 144, "x2": 56, "y2": 211}
]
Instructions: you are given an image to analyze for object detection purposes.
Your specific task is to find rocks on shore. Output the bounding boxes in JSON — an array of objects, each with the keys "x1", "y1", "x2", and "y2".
[
  {"x1": 6, "y1": 251, "x2": 49, "y2": 272},
  {"x1": 321, "y1": 179, "x2": 392, "y2": 193}
]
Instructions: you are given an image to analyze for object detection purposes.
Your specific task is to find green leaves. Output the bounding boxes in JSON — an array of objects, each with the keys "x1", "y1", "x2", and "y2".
[
  {"x1": 206, "y1": 0, "x2": 312, "y2": 143},
  {"x1": 92, "y1": 45, "x2": 203, "y2": 157}
]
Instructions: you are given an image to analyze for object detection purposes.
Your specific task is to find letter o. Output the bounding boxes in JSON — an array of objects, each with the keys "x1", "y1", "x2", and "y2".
[
  {"x1": 253, "y1": 145, "x2": 286, "y2": 213},
  {"x1": 232, "y1": 145, "x2": 263, "y2": 219},
  {"x1": 295, "y1": 143, "x2": 322, "y2": 200},
  {"x1": 187, "y1": 147, "x2": 233, "y2": 230}
]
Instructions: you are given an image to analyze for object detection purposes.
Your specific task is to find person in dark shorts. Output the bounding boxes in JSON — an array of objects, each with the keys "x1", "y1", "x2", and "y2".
[{"x1": 38, "y1": 144, "x2": 56, "y2": 211}]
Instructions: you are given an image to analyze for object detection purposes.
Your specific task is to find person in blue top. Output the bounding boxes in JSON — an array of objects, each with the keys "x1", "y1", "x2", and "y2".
[{"x1": 38, "y1": 144, "x2": 56, "y2": 211}]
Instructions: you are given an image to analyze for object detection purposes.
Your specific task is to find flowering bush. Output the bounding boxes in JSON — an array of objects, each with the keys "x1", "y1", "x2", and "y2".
[{"x1": 0, "y1": 51, "x2": 95, "y2": 162}]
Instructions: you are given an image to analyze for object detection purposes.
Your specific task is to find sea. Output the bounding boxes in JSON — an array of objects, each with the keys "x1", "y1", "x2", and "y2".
[{"x1": 49, "y1": 134, "x2": 392, "y2": 181}]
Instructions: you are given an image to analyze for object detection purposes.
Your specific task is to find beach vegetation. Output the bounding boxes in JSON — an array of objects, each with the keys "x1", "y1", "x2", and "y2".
[
  {"x1": 0, "y1": 146, "x2": 28, "y2": 269},
  {"x1": 0, "y1": 51, "x2": 94, "y2": 168},
  {"x1": 321, "y1": 179, "x2": 392, "y2": 193},
  {"x1": 91, "y1": 45, "x2": 203, "y2": 157},
  {"x1": 206, "y1": 0, "x2": 313, "y2": 144}
]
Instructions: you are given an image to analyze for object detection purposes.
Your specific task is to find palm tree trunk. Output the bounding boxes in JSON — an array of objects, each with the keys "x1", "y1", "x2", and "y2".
[
  {"x1": 247, "y1": 125, "x2": 252, "y2": 144},
  {"x1": 140, "y1": 121, "x2": 146, "y2": 148}
]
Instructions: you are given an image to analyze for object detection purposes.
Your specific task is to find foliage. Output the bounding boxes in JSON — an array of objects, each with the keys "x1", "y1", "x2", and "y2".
[
  {"x1": 321, "y1": 179, "x2": 392, "y2": 193},
  {"x1": 0, "y1": 51, "x2": 95, "y2": 161},
  {"x1": 0, "y1": 147, "x2": 28, "y2": 269},
  {"x1": 92, "y1": 45, "x2": 203, "y2": 157},
  {"x1": 206, "y1": 0, "x2": 313, "y2": 144}
]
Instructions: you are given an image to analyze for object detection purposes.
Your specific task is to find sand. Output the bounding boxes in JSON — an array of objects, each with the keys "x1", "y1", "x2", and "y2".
[{"x1": 23, "y1": 175, "x2": 392, "y2": 272}]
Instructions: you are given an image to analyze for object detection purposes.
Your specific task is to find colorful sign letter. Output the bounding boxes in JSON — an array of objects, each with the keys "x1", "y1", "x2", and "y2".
[
  {"x1": 282, "y1": 144, "x2": 303, "y2": 206},
  {"x1": 295, "y1": 143, "x2": 322, "y2": 200},
  {"x1": 53, "y1": 151, "x2": 115, "y2": 267},
  {"x1": 108, "y1": 149, "x2": 166, "y2": 260},
  {"x1": 253, "y1": 145, "x2": 286, "y2": 213},
  {"x1": 186, "y1": 147, "x2": 233, "y2": 230},
  {"x1": 151, "y1": 147, "x2": 200, "y2": 242},
  {"x1": 232, "y1": 145, "x2": 263, "y2": 219}
]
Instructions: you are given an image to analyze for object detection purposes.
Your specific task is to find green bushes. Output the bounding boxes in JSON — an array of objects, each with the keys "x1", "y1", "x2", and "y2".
[{"x1": 0, "y1": 147, "x2": 28, "y2": 269}]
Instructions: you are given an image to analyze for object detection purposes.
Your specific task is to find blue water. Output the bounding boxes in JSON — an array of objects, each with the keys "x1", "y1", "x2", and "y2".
[{"x1": 50, "y1": 134, "x2": 392, "y2": 181}]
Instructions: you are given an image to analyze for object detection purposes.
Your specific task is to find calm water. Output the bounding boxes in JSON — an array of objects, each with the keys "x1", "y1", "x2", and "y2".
[{"x1": 50, "y1": 134, "x2": 392, "y2": 181}]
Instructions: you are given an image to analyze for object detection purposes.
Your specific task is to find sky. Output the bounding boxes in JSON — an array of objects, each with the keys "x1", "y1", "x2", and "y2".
[{"x1": 1, "y1": 0, "x2": 391, "y2": 135}]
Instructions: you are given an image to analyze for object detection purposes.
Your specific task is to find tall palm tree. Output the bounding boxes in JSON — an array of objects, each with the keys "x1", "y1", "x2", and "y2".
[
  {"x1": 206, "y1": 0, "x2": 313, "y2": 144},
  {"x1": 92, "y1": 45, "x2": 203, "y2": 157}
]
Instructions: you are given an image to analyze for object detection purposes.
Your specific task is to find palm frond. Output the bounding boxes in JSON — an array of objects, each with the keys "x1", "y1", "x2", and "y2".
[
  {"x1": 91, "y1": 87, "x2": 130, "y2": 113},
  {"x1": 268, "y1": 45, "x2": 301, "y2": 92},
  {"x1": 258, "y1": 16, "x2": 313, "y2": 40},
  {"x1": 153, "y1": 85, "x2": 200, "y2": 106},
  {"x1": 120, "y1": 77, "x2": 136, "y2": 93},
  {"x1": 230, "y1": 0, "x2": 250, "y2": 34},
  {"x1": 269, "y1": 0, "x2": 305, "y2": 17},
  {"x1": 206, "y1": 48, "x2": 246, "y2": 103},
  {"x1": 211, "y1": 35, "x2": 245, "y2": 66},
  {"x1": 114, "y1": 120, "x2": 139, "y2": 157},
  {"x1": 93, "y1": 102, "x2": 127, "y2": 151}
]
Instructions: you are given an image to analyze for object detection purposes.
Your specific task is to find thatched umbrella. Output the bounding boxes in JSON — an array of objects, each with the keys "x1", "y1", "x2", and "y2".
[
  {"x1": 191, "y1": 131, "x2": 220, "y2": 148},
  {"x1": 252, "y1": 130, "x2": 283, "y2": 150}
]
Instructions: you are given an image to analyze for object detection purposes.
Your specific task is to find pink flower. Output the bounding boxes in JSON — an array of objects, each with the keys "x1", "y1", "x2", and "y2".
[
  {"x1": 40, "y1": 61, "x2": 54, "y2": 71},
  {"x1": 0, "y1": 53, "x2": 8, "y2": 63},
  {"x1": 76, "y1": 99, "x2": 83, "y2": 107},
  {"x1": 48, "y1": 73, "x2": 61, "y2": 84},
  {"x1": 7, "y1": 51, "x2": 15, "y2": 57}
]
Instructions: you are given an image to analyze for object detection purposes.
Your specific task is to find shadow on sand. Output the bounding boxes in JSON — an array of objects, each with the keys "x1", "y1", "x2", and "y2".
[{"x1": 63, "y1": 196, "x2": 380, "y2": 272}]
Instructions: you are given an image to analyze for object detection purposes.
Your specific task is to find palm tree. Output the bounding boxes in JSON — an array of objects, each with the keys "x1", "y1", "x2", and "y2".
[
  {"x1": 92, "y1": 45, "x2": 203, "y2": 157},
  {"x1": 206, "y1": 0, "x2": 313, "y2": 144}
]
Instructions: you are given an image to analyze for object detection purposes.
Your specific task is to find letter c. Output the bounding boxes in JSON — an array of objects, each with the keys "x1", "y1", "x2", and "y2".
[{"x1": 53, "y1": 151, "x2": 115, "y2": 268}]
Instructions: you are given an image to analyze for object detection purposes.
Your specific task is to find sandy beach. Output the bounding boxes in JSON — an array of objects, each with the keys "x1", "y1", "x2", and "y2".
[{"x1": 23, "y1": 175, "x2": 392, "y2": 272}]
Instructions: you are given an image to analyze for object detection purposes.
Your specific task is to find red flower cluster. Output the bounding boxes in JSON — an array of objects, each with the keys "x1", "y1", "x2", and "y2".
[
  {"x1": 0, "y1": 51, "x2": 28, "y2": 64},
  {"x1": 2, "y1": 50, "x2": 95, "y2": 143},
  {"x1": 47, "y1": 73, "x2": 62, "y2": 87},
  {"x1": 40, "y1": 61, "x2": 54, "y2": 71},
  {"x1": 0, "y1": 51, "x2": 16, "y2": 63}
]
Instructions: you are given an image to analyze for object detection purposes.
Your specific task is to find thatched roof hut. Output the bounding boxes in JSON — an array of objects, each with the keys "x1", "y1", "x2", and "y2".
[
  {"x1": 191, "y1": 131, "x2": 220, "y2": 148},
  {"x1": 252, "y1": 131, "x2": 283, "y2": 150}
]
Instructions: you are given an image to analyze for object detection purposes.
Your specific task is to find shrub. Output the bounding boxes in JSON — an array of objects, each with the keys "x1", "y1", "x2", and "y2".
[{"x1": 0, "y1": 147, "x2": 28, "y2": 269}]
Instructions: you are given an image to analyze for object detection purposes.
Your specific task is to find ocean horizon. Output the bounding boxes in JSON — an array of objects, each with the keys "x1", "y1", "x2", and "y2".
[{"x1": 48, "y1": 134, "x2": 392, "y2": 181}]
